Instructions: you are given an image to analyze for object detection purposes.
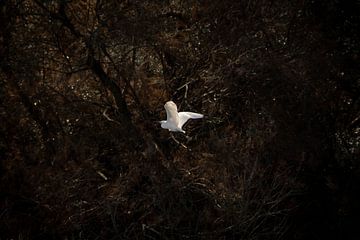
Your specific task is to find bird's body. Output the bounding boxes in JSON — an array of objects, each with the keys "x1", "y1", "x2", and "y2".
[{"x1": 160, "y1": 101, "x2": 203, "y2": 133}]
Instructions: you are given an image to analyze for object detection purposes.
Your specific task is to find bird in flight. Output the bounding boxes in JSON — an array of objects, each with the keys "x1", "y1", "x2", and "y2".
[{"x1": 160, "y1": 101, "x2": 203, "y2": 133}]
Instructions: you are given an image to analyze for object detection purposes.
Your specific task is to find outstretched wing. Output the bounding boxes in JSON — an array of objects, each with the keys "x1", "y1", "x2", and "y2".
[
  {"x1": 178, "y1": 112, "x2": 204, "y2": 128},
  {"x1": 164, "y1": 101, "x2": 179, "y2": 126}
]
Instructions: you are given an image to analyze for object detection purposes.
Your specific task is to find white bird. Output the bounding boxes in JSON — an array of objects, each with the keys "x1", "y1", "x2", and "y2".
[{"x1": 160, "y1": 101, "x2": 203, "y2": 133}]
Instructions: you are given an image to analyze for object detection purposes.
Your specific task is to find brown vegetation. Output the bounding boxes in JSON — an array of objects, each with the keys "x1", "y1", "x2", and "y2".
[{"x1": 1, "y1": 0, "x2": 359, "y2": 239}]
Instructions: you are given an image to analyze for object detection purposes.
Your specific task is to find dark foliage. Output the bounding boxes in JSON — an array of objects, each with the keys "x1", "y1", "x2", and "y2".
[{"x1": 1, "y1": 0, "x2": 359, "y2": 239}]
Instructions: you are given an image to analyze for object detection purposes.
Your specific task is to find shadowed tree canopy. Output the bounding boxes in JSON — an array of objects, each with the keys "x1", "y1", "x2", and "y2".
[{"x1": 0, "y1": 0, "x2": 359, "y2": 239}]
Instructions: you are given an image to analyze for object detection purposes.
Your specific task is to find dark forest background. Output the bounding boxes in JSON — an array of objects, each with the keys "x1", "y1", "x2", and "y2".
[{"x1": 1, "y1": 0, "x2": 359, "y2": 239}]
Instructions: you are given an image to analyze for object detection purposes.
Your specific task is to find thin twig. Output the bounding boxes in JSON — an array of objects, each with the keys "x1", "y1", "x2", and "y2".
[
  {"x1": 350, "y1": 114, "x2": 360, "y2": 127},
  {"x1": 102, "y1": 108, "x2": 121, "y2": 125},
  {"x1": 170, "y1": 132, "x2": 188, "y2": 149}
]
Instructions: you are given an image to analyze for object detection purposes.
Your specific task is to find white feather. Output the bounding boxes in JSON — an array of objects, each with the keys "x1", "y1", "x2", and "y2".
[
  {"x1": 160, "y1": 101, "x2": 203, "y2": 133},
  {"x1": 178, "y1": 112, "x2": 204, "y2": 128}
]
